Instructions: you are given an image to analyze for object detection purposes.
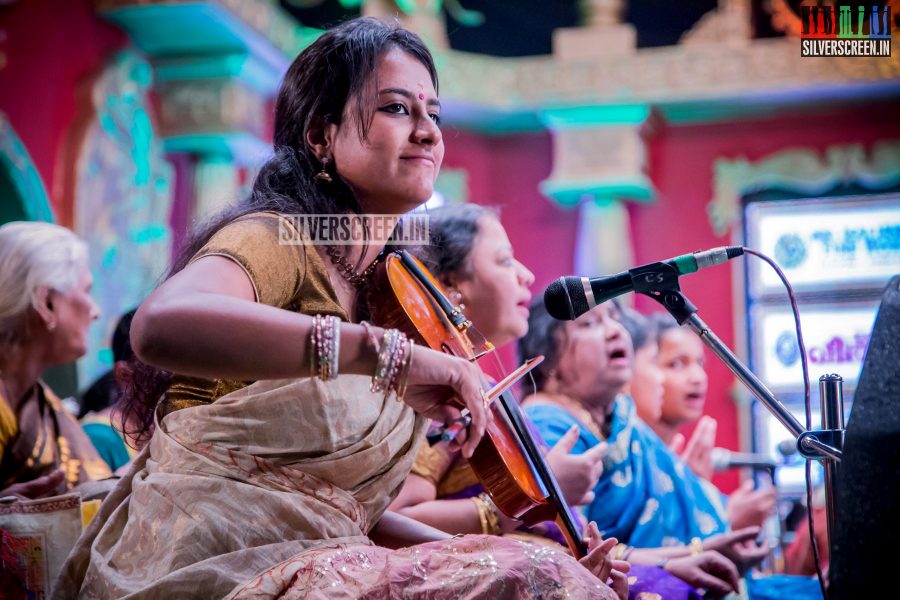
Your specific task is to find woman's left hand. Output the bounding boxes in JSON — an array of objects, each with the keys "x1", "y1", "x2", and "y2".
[
  {"x1": 401, "y1": 345, "x2": 491, "y2": 458},
  {"x1": 579, "y1": 522, "x2": 630, "y2": 600},
  {"x1": 546, "y1": 425, "x2": 606, "y2": 505}
]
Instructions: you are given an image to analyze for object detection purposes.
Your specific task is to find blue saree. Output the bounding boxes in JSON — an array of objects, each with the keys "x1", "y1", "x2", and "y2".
[{"x1": 524, "y1": 394, "x2": 729, "y2": 548}]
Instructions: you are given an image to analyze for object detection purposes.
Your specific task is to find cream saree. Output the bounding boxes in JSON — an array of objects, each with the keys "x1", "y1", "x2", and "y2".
[
  {"x1": 54, "y1": 376, "x2": 613, "y2": 599},
  {"x1": 55, "y1": 375, "x2": 424, "y2": 598}
]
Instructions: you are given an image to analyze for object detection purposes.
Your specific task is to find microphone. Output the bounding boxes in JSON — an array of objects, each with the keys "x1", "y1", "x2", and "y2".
[
  {"x1": 544, "y1": 246, "x2": 744, "y2": 321},
  {"x1": 711, "y1": 448, "x2": 778, "y2": 472}
]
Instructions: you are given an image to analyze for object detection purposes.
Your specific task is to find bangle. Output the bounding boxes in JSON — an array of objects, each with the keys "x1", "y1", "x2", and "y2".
[
  {"x1": 328, "y1": 316, "x2": 340, "y2": 380},
  {"x1": 360, "y1": 321, "x2": 380, "y2": 352},
  {"x1": 622, "y1": 546, "x2": 635, "y2": 561},
  {"x1": 689, "y1": 536, "x2": 704, "y2": 556},
  {"x1": 369, "y1": 328, "x2": 411, "y2": 401},
  {"x1": 309, "y1": 315, "x2": 340, "y2": 381},
  {"x1": 395, "y1": 341, "x2": 413, "y2": 402},
  {"x1": 613, "y1": 543, "x2": 628, "y2": 560},
  {"x1": 472, "y1": 493, "x2": 502, "y2": 535},
  {"x1": 655, "y1": 556, "x2": 669, "y2": 570}
]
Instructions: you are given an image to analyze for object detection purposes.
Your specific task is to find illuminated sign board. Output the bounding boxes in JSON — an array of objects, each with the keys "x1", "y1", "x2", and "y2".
[
  {"x1": 751, "y1": 301, "x2": 879, "y2": 392},
  {"x1": 745, "y1": 195, "x2": 900, "y2": 297}
]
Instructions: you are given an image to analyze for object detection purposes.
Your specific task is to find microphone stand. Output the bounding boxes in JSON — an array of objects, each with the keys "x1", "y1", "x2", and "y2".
[{"x1": 631, "y1": 261, "x2": 845, "y2": 553}]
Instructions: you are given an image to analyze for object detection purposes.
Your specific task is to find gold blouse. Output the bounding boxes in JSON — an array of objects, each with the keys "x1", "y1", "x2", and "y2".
[{"x1": 163, "y1": 212, "x2": 348, "y2": 415}]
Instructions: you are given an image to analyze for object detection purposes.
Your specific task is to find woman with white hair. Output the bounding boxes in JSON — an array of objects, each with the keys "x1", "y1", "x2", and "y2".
[{"x1": 0, "y1": 221, "x2": 111, "y2": 499}]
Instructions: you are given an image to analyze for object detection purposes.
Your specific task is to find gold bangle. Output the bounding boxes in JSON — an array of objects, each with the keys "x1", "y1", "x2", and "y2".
[
  {"x1": 472, "y1": 495, "x2": 490, "y2": 535},
  {"x1": 396, "y1": 341, "x2": 413, "y2": 402},
  {"x1": 689, "y1": 536, "x2": 704, "y2": 556},
  {"x1": 472, "y1": 493, "x2": 502, "y2": 535},
  {"x1": 613, "y1": 543, "x2": 628, "y2": 560}
]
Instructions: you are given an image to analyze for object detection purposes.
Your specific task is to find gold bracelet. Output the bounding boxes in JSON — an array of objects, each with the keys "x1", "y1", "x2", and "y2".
[
  {"x1": 689, "y1": 536, "x2": 704, "y2": 556},
  {"x1": 613, "y1": 543, "x2": 628, "y2": 560},
  {"x1": 472, "y1": 495, "x2": 490, "y2": 535},
  {"x1": 472, "y1": 493, "x2": 502, "y2": 535},
  {"x1": 478, "y1": 493, "x2": 502, "y2": 535},
  {"x1": 395, "y1": 342, "x2": 413, "y2": 402}
]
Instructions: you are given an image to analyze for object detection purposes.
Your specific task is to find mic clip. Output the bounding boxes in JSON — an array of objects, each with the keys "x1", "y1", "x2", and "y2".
[
  {"x1": 629, "y1": 263, "x2": 698, "y2": 324},
  {"x1": 630, "y1": 261, "x2": 681, "y2": 294}
]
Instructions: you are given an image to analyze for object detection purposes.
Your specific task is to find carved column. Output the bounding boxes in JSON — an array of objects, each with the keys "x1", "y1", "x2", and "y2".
[
  {"x1": 193, "y1": 155, "x2": 241, "y2": 220},
  {"x1": 540, "y1": 107, "x2": 654, "y2": 276},
  {"x1": 363, "y1": 0, "x2": 450, "y2": 49},
  {"x1": 553, "y1": 0, "x2": 636, "y2": 59}
]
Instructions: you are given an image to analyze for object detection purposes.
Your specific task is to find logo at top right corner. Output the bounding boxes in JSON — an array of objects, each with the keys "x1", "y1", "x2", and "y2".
[{"x1": 800, "y1": 2, "x2": 892, "y2": 57}]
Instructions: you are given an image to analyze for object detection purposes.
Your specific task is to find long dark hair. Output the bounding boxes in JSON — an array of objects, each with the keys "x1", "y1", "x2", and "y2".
[{"x1": 119, "y1": 17, "x2": 439, "y2": 446}]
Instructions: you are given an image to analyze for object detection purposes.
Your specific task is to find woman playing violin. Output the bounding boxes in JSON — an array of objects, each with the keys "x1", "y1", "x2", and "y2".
[
  {"x1": 57, "y1": 18, "x2": 627, "y2": 599},
  {"x1": 389, "y1": 204, "x2": 607, "y2": 538}
]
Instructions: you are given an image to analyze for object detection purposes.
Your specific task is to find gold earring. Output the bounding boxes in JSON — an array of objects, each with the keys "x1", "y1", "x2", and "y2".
[
  {"x1": 315, "y1": 157, "x2": 333, "y2": 184},
  {"x1": 47, "y1": 320, "x2": 56, "y2": 331}
]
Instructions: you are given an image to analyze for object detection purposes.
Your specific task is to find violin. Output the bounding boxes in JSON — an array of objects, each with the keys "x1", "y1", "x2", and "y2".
[{"x1": 370, "y1": 249, "x2": 588, "y2": 559}]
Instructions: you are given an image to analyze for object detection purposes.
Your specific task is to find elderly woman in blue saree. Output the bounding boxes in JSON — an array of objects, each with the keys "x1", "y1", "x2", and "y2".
[
  {"x1": 526, "y1": 390, "x2": 729, "y2": 548},
  {"x1": 520, "y1": 299, "x2": 823, "y2": 599}
]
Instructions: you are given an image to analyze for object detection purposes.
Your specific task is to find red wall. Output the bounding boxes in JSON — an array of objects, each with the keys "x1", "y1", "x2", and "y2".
[
  {"x1": 443, "y1": 128, "x2": 580, "y2": 376},
  {"x1": 445, "y1": 101, "x2": 900, "y2": 492},
  {"x1": 0, "y1": 0, "x2": 126, "y2": 217}
]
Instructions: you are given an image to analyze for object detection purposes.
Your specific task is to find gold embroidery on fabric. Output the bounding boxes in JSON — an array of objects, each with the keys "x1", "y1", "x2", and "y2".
[{"x1": 58, "y1": 435, "x2": 79, "y2": 489}]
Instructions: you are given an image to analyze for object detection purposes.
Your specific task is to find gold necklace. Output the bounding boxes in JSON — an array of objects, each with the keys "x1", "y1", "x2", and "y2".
[{"x1": 543, "y1": 392, "x2": 607, "y2": 440}]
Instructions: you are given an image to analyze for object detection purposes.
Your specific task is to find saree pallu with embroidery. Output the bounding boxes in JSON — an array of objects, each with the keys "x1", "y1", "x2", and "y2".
[{"x1": 55, "y1": 376, "x2": 616, "y2": 599}]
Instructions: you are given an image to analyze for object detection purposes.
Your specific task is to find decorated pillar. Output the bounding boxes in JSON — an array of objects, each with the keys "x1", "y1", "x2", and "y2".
[
  {"x1": 58, "y1": 51, "x2": 174, "y2": 388},
  {"x1": 539, "y1": 106, "x2": 654, "y2": 277},
  {"x1": 96, "y1": 0, "x2": 306, "y2": 220}
]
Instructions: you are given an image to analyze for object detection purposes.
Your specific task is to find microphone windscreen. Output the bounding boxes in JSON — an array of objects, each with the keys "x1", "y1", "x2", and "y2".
[
  {"x1": 544, "y1": 278, "x2": 573, "y2": 320},
  {"x1": 544, "y1": 277, "x2": 590, "y2": 321}
]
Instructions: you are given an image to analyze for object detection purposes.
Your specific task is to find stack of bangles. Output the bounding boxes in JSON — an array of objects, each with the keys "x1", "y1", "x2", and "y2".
[
  {"x1": 310, "y1": 315, "x2": 341, "y2": 380},
  {"x1": 311, "y1": 317, "x2": 414, "y2": 401},
  {"x1": 360, "y1": 321, "x2": 413, "y2": 402},
  {"x1": 471, "y1": 493, "x2": 502, "y2": 535}
]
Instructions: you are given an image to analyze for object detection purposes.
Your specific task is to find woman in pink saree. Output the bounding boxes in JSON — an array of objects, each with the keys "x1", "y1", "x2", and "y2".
[{"x1": 55, "y1": 18, "x2": 627, "y2": 599}]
